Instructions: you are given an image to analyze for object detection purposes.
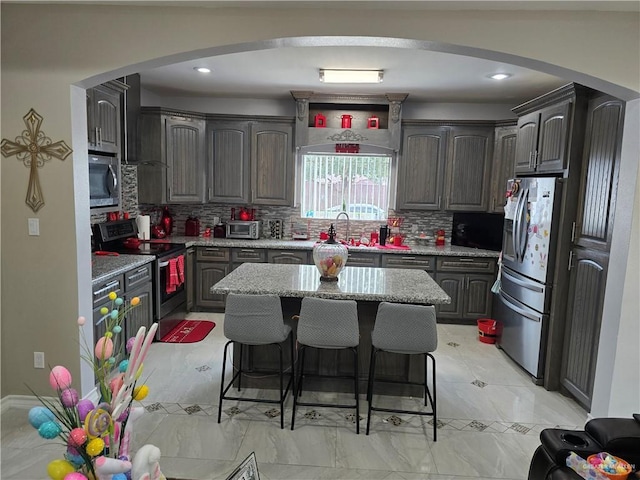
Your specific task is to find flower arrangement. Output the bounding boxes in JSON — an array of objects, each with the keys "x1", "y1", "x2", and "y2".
[{"x1": 27, "y1": 291, "x2": 160, "y2": 480}]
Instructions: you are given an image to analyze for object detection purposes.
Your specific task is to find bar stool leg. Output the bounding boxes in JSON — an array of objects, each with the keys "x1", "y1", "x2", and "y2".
[
  {"x1": 238, "y1": 343, "x2": 244, "y2": 392},
  {"x1": 297, "y1": 346, "x2": 306, "y2": 397},
  {"x1": 429, "y1": 353, "x2": 437, "y2": 442},
  {"x1": 277, "y1": 343, "x2": 284, "y2": 429},
  {"x1": 217, "y1": 340, "x2": 232, "y2": 423},
  {"x1": 366, "y1": 348, "x2": 379, "y2": 435},
  {"x1": 353, "y1": 346, "x2": 360, "y2": 434},
  {"x1": 291, "y1": 345, "x2": 306, "y2": 430}
]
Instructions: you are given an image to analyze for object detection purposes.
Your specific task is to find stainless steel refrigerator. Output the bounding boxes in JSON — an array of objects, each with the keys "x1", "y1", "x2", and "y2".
[{"x1": 494, "y1": 177, "x2": 563, "y2": 382}]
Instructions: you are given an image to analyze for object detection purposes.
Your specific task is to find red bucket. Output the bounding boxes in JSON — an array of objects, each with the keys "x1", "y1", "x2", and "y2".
[{"x1": 477, "y1": 319, "x2": 502, "y2": 344}]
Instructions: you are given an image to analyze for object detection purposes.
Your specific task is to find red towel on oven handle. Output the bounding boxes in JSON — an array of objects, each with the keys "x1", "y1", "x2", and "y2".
[
  {"x1": 177, "y1": 255, "x2": 185, "y2": 285},
  {"x1": 166, "y1": 258, "x2": 179, "y2": 294}
]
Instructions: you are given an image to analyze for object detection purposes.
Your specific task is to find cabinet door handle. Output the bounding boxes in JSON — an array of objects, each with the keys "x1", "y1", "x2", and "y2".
[
  {"x1": 209, "y1": 188, "x2": 213, "y2": 200},
  {"x1": 533, "y1": 150, "x2": 539, "y2": 168},
  {"x1": 438, "y1": 195, "x2": 442, "y2": 208},
  {"x1": 571, "y1": 221, "x2": 577, "y2": 242},
  {"x1": 459, "y1": 258, "x2": 475, "y2": 262},
  {"x1": 528, "y1": 151, "x2": 533, "y2": 169},
  {"x1": 568, "y1": 250, "x2": 574, "y2": 271}
]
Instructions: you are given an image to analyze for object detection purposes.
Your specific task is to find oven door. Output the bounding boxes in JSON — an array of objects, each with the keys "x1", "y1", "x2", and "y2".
[{"x1": 155, "y1": 250, "x2": 187, "y2": 320}]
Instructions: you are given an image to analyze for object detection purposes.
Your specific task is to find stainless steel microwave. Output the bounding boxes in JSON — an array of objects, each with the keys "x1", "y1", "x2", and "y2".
[
  {"x1": 226, "y1": 221, "x2": 260, "y2": 239},
  {"x1": 89, "y1": 153, "x2": 120, "y2": 211}
]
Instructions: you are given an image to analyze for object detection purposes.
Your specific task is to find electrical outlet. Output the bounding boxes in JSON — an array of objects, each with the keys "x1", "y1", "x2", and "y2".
[
  {"x1": 28, "y1": 218, "x2": 40, "y2": 236},
  {"x1": 34, "y1": 352, "x2": 45, "y2": 369}
]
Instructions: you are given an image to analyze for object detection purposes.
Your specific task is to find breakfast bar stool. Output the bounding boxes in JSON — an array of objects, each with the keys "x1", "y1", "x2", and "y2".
[
  {"x1": 291, "y1": 297, "x2": 360, "y2": 433},
  {"x1": 366, "y1": 302, "x2": 438, "y2": 440},
  {"x1": 217, "y1": 293, "x2": 295, "y2": 429}
]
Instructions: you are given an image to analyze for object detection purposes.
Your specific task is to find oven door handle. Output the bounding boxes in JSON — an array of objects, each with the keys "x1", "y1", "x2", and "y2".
[{"x1": 158, "y1": 260, "x2": 170, "y2": 268}]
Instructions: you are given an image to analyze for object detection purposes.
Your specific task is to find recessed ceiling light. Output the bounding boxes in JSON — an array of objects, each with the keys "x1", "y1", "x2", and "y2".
[
  {"x1": 319, "y1": 69, "x2": 383, "y2": 84},
  {"x1": 194, "y1": 67, "x2": 211, "y2": 74},
  {"x1": 489, "y1": 73, "x2": 512, "y2": 80}
]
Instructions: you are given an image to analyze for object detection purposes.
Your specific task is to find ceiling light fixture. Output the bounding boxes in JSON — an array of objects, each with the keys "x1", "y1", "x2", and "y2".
[
  {"x1": 489, "y1": 73, "x2": 512, "y2": 80},
  {"x1": 194, "y1": 67, "x2": 211, "y2": 74},
  {"x1": 319, "y1": 69, "x2": 383, "y2": 84}
]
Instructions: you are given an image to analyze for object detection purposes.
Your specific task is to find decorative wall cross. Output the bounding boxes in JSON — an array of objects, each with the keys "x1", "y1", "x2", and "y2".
[{"x1": 1, "y1": 108, "x2": 73, "y2": 213}]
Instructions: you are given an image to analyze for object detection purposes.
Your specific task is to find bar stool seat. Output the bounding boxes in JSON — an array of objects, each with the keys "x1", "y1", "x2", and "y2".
[
  {"x1": 291, "y1": 297, "x2": 360, "y2": 433},
  {"x1": 366, "y1": 302, "x2": 438, "y2": 440},
  {"x1": 217, "y1": 293, "x2": 295, "y2": 429}
]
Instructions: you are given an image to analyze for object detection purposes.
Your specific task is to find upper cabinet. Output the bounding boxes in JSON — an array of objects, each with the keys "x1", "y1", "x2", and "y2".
[
  {"x1": 138, "y1": 108, "x2": 206, "y2": 204},
  {"x1": 574, "y1": 95, "x2": 625, "y2": 251},
  {"x1": 87, "y1": 80, "x2": 128, "y2": 156},
  {"x1": 205, "y1": 116, "x2": 294, "y2": 206},
  {"x1": 489, "y1": 124, "x2": 517, "y2": 213},
  {"x1": 396, "y1": 124, "x2": 447, "y2": 210},
  {"x1": 513, "y1": 83, "x2": 590, "y2": 177},
  {"x1": 250, "y1": 121, "x2": 294, "y2": 206},
  {"x1": 443, "y1": 126, "x2": 494, "y2": 211},
  {"x1": 206, "y1": 119, "x2": 250, "y2": 204},
  {"x1": 291, "y1": 92, "x2": 407, "y2": 151}
]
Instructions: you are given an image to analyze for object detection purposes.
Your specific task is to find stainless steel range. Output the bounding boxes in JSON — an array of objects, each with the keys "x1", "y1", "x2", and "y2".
[{"x1": 93, "y1": 219, "x2": 187, "y2": 339}]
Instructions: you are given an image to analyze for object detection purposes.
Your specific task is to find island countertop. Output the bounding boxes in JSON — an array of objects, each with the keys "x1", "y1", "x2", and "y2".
[{"x1": 210, "y1": 263, "x2": 451, "y2": 305}]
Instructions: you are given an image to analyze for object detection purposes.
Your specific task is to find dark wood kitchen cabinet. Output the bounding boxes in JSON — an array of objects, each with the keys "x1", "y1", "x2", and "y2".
[
  {"x1": 573, "y1": 95, "x2": 625, "y2": 251},
  {"x1": 206, "y1": 119, "x2": 250, "y2": 204},
  {"x1": 443, "y1": 126, "x2": 494, "y2": 211},
  {"x1": 138, "y1": 108, "x2": 206, "y2": 204},
  {"x1": 250, "y1": 121, "x2": 294, "y2": 206},
  {"x1": 122, "y1": 263, "x2": 154, "y2": 341},
  {"x1": 267, "y1": 249, "x2": 309, "y2": 264},
  {"x1": 92, "y1": 276, "x2": 125, "y2": 371},
  {"x1": 560, "y1": 94, "x2": 624, "y2": 409},
  {"x1": 87, "y1": 80, "x2": 127, "y2": 155},
  {"x1": 434, "y1": 257, "x2": 496, "y2": 321},
  {"x1": 489, "y1": 125, "x2": 517, "y2": 213},
  {"x1": 561, "y1": 248, "x2": 609, "y2": 409},
  {"x1": 124, "y1": 281, "x2": 154, "y2": 341},
  {"x1": 231, "y1": 247, "x2": 267, "y2": 271},
  {"x1": 513, "y1": 83, "x2": 590, "y2": 177},
  {"x1": 186, "y1": 247, "x2": 194, "y2": 312},
  {"x1": 397, "y1": 125, "x2": 447, "y2": 210},
  {"x1": 195, "y1": 247, "x2": 230, "y2": 309}
]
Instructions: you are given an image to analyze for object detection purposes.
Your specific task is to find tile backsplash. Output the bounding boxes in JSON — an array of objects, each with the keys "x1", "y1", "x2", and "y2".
[{"x1": 95, "y1": 163, "x2": 454, "y2": 245}]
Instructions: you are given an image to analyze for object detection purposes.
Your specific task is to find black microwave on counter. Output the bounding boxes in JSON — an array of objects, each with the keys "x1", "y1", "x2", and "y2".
[
  {"x1": 451, "y1": 212, "x2": 504, "y2": 252},
  {"x1": 89, "y1": 153, "x2": 120, "y2": 212}
]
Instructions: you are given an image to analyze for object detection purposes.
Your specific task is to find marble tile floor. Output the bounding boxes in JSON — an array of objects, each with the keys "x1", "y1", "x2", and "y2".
[{"x1": 1, "y1": 312, "x2": 587, "y2": 480}]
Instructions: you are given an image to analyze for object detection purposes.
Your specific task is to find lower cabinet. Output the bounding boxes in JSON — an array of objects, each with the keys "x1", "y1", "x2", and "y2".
[
  {"x1": 346, "y1": 251, "x2": 381, "y2": 267},
  {"x1": 125, "y1": 281, "x2": 154, "y2": 340},
  {"x1": 231, "y1": 247, "x2": 267, "y2": 271},
  {"x1": 195, "y1": 247, "x2": 230, "y2": 309},
  {"x1": 434, "y1": 257, "x2": 496, "y2": 321},
  {"x1": 267, "y1": 249, "x2": 310, "y2": 264},
  {"x1": 186, "y1": 247, "x2": 194, "y2": 311}
]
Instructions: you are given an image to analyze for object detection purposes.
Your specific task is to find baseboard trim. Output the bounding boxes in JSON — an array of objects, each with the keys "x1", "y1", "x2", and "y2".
[{"x1": 1, "y1": 388, "x2": 100, "y2": 414}]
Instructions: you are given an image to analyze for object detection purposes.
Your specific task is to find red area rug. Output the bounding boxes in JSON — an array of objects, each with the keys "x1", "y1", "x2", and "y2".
[{"x1": 160, "y1": 320, "x2": 216, "y2": 344}]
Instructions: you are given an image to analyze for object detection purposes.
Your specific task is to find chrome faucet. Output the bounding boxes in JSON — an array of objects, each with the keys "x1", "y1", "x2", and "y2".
[{"x1": 335, "y1": 211, "x2": 350, "y2": 242}]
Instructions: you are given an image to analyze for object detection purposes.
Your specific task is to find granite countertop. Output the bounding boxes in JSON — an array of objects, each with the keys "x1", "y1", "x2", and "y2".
[
  {"x1": 91, "y1": 237, "x2": 498, "y2": 285},
  {"x1": 210, "y1": 263, "x2": 451, "y2": 305},
  {"x1": 168, "y1": 236, "x2": 500, "y2": 258},
  {"x1": 92, "y1": 254, "x2": 154, "y2": 286}
]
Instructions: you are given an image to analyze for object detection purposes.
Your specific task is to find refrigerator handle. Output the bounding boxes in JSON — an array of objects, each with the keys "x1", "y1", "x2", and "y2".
[
  {"x1": 513, "y1": 188, "x2": 525, "y2": 262},
  {"x1": 501, "y1": 269, "x2": 544, "y2": 293},
  {"x1": 516, "y1": 188, "x2": 529, "y2": 262},
  {"x1": 498, "y1": 290, "x2": 541, "y2": 322}
]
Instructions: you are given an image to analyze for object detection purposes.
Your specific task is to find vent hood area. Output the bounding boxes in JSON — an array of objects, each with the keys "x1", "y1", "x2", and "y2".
[{"x1": 291, "y1": 91, "x2": 408, "y2": 152}]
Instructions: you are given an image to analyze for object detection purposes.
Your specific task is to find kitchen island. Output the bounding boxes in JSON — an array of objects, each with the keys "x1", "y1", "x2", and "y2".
[{"x1": 211, "y1": 263, "x2": 450, "y2": 395}]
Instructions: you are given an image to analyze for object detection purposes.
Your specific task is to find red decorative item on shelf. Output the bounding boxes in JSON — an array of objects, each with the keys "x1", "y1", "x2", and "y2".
[
  {"x1": 161, "y1": 206, "x2": 173, "y2": 235},
  {"x1": 367, "y1": 115, "x2": 379, "y2": 129},
  {"x1": 341, "y1": 114, "x2": 352, "y2": 128},
  {"x1": 314, "y1": 114, "x2": 326, "y2": 127},
  {"x1": 435, "y1": 229, "x2": 446, "y2": 246},
  {"x1": 239, "y1": 207, "x2": 251, "y2": 221}
]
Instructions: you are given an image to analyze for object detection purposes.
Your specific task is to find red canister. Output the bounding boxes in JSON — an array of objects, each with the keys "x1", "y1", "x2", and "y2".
[
  {"x1": 341, "y1": 114, "x2": 353, "y2": 129},
  {"x1": 367, "y1": 116, "x2": 379, "y2": 129},
  {"x1": 314, "y1": 114, "x2": 327, "y2": 128},
  {"x1": 185, "y1": 217, "x2": 200, "y2": 236}
]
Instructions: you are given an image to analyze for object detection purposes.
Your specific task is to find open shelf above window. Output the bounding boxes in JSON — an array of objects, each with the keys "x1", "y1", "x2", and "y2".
[{"x1": 291, "y1": 92, "x2": 408, "y2": 152}]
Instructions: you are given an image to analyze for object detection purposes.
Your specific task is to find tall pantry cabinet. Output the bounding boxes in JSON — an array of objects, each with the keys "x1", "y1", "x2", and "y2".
[{"x1": 560, "y1": 94, "x2": 625, "y2": 409}]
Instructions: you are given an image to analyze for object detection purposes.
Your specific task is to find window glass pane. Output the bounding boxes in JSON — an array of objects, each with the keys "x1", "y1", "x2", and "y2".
[{"x1": 301, "y1": 154, "x2": 391, "y2": 220}]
